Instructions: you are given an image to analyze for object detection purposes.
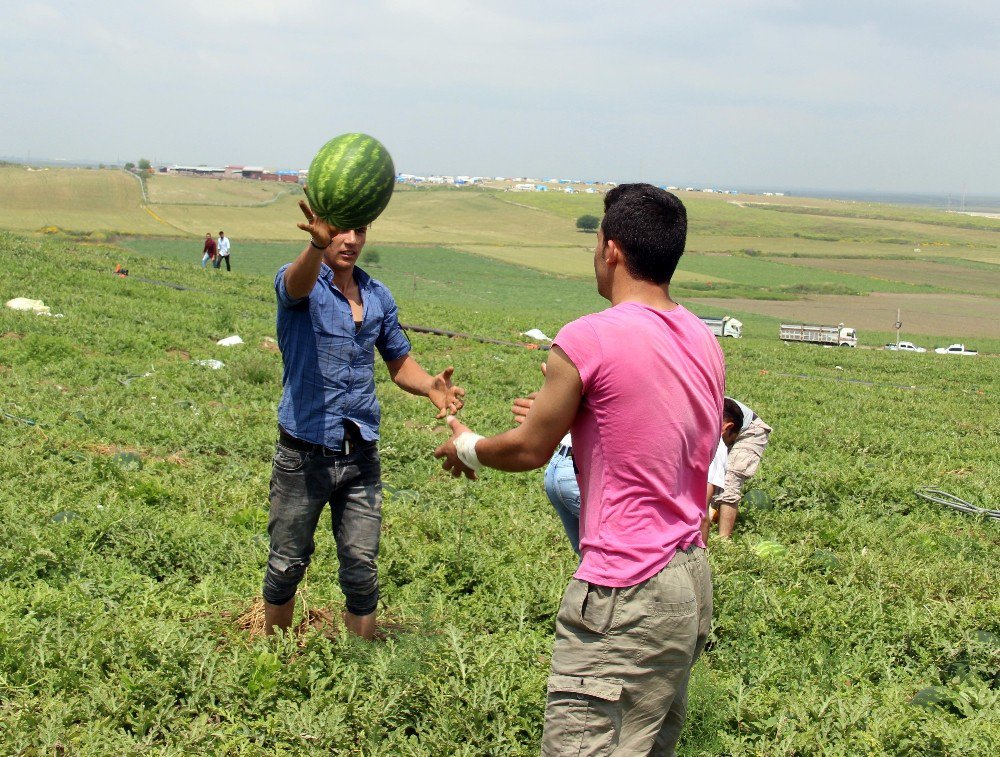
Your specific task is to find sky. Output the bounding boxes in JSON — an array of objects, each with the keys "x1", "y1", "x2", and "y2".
[{"x1": 1, "y1": 0, "x2": 998, "y2": 194}]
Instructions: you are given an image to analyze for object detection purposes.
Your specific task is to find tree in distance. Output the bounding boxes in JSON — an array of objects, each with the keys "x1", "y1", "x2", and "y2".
[
  {"x1": 124, "y1": 162, "x2": 136, "y2": 171},
  {"x1": 576, "y1": 214, "x2": 600, "y2": 232},
  {"x1": 138, "y1": 158, "x2": 151, "y2": 172}
]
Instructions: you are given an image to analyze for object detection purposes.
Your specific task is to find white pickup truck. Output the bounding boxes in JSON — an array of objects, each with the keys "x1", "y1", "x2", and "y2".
[
  {"x1": 934, "y1": 343, "x2": 978, "y2": 356},
  {"x1": 884, "y1": 341, "x2": 926, "y2": 353}
]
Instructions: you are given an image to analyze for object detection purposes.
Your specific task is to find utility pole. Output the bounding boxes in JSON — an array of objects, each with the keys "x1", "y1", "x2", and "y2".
[{"x1": 894, "y1": 309, "x2": 902, "y2": 347}]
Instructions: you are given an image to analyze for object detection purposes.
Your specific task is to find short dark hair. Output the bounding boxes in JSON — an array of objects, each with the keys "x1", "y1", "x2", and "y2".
[
  {"x1": 723, "y1": 398, "x2": 743, "y2": 430},
  {"x1": 601, "y1": 183, "x2": 687, "y2": 284}
]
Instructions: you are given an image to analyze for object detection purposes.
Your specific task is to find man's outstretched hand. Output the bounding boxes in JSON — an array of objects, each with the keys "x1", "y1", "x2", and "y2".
[
  {"x1": 511, "y1": 393, "x2": 537, "y2": 425},
  {"x1": 427, "y1": 366, "x2": 465, "y2": 419},
  {"x1": 296, "y1": 199, "x2": 337, "y2": 249},
  {"x1": 434, "y1": 415, "x2": 478, "y2": 480},
  {"x1": 511, "y1": 361, "x2": 546, "y2": 425}
]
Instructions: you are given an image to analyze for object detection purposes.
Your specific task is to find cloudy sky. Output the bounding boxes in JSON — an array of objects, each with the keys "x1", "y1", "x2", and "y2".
[{"x1": 2, "y1": 1, "x2": 998, "y2": 193}]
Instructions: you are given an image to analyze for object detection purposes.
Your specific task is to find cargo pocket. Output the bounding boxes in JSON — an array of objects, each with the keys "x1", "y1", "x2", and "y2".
[{"x1": 544, "y1": 674, "x2": 624, "y2": 757}]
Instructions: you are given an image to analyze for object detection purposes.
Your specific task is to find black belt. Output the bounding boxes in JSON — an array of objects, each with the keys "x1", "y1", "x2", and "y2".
[
  {"x1": 278, "y1": 424, "x2": 367, "y2": 456},
  {"x1": 557, "y1": 444, "x2": 573, "y2": 458}
]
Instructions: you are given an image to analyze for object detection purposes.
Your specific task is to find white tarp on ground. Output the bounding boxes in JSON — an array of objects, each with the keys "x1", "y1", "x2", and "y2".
[
  {"x1": 7, "y1": 297, "x2": 50, "y2": 315},
  {"x1": 521, "y1": 328, "x2": 552, "y2": 342},
  {"x1": 216, "y1": 335, "x2": 244, "y2": 346}
]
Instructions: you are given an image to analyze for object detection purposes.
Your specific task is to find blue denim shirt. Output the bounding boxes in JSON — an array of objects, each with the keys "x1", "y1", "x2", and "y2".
[{"x1": 275, "y1": 262, "x2": 411, "y2": 450}]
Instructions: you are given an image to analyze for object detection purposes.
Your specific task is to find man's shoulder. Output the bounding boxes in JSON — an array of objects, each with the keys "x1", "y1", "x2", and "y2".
[
  {"x1": 554, "y1": 311, "x2": 601, "y2": 344},
  {"x1": 357, "y1": 267, "x2": 397, "y2": 302}
]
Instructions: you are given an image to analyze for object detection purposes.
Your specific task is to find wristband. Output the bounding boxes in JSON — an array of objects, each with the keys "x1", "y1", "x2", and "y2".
[
  {"x1": 454, "y1": 431, "x2": 485, "y2": 472},
  {"x1": 310, "y1": 239, "x2": 330, "y2": 251}
]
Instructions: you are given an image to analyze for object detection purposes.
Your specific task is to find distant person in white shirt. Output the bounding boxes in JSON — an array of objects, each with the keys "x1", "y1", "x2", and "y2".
[{"x1": 217, "y1": 231, "x2": 231, "y2": 271}]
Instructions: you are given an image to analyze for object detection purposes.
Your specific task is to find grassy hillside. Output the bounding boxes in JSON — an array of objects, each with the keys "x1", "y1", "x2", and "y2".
[
  {"x1": 145, "y1": 174, "x2": 292, "y2": 207},
  {"x1": 0, "y1": 166, "x2": 165, "y2": 236},
  {"x1": 1, "y1": 231, "x2": 997, "y2": 754},
  {"x1": 2, "y1": 166, "x2": 997, "y2": 343}
]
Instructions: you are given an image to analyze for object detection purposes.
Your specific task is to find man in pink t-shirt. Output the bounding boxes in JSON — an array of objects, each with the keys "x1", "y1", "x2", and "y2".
[{"x1": 436, "y1": 184, "x2": 725, "y2": 754}]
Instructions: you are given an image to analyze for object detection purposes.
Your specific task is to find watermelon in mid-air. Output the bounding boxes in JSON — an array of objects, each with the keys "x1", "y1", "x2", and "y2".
[{"x1": 305, "y1": 133, "x2": 395, "y2": 230}]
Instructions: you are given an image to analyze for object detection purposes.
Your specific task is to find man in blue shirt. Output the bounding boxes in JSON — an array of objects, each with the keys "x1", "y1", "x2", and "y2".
[{"x1": 262, "y1": 200, "x2": 465, "y2": 639}]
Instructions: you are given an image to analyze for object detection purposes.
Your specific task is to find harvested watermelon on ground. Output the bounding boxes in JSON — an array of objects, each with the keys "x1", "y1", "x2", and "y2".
[
  {"x1": 305, "y1": 133, "x2": 395, "y2": 230},
  {"x1": 753, "y1": 540, "x2": 788, "y2": 558},
  {"x1": 742, "y1": 489, "x2": 773, "y2": 510}
]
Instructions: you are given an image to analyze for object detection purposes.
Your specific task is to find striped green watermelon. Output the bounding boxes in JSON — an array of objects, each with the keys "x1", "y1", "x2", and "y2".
[
  {"x1": 742, "y1": 489, "x2": 773, "y2": 510},
  {"x1": 752, "y1": 540, "x2": 787, "y2": 558},
  {"x1": 305, "y1": 133, "x2": 395, "y2": 229}
]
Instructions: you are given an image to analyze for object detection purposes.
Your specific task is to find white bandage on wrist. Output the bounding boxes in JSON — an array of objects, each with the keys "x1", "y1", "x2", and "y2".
[{"x1": 454, "y1": 431, "x2": 485, "y2": 472}]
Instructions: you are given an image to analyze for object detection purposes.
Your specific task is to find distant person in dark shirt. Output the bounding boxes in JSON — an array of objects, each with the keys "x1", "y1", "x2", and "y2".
[
  {"x1": 201, "y1": 233, "x2": 217, "y2": 268},
  {"x1": 260, "y1": 200, "x2": 465, "y2": 640}
]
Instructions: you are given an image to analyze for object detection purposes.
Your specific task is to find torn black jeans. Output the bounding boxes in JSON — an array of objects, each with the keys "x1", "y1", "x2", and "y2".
[{"x1": 262, "y1": 440, "x2": 382, "y2": 616}]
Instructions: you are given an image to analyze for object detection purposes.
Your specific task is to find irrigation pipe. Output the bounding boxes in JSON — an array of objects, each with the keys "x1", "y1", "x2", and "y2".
[
  {"x1": 774, "y1": 372, "x2": 918, "y2": 391},
  {"x1": 401, "y1": 323, "x2": 550, "y2": 351},
  {"x1": 915, "y1": 488, "x2": 999, "y2": 521}
]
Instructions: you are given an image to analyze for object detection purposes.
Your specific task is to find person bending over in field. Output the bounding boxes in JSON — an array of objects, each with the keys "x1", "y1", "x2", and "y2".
[
  {"x1": 709, "y1": 397, "x2": 771, "y2": 539},
  {"x1": 436, "y1": 184, "x2": 724, "y2": 755},
  {"x1": 261, "y1": 200, "x2": 465, "y2": 640},
  {"x1": 699, "y1": 399, "x2": 744, "y2": 544}
]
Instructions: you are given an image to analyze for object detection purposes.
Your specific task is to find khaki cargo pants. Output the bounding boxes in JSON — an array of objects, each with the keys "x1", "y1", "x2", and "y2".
[
  {"x1": 713, "y1": 417, "x2": 771, "y2": 508},
  {"x1": 542, "y1": 546, "x2": 712, "y2": 756}
]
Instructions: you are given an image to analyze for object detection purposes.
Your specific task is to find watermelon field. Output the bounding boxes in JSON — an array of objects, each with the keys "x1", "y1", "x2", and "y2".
[{"x1": 1, "y1": 229, "x2": 997, "y2": 754}]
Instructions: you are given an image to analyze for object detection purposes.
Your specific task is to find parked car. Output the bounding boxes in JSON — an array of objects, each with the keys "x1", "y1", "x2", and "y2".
[
  {"x1": 883, "y1": 341, "x2": 926, "y2": 353},
  {"x1": 934, "y1": 343, "x2": 978, "y2": 356}
]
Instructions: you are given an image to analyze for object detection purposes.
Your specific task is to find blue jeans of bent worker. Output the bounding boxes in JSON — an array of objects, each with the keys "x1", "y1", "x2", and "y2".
[
  {"x1": 263, "y1": 440, "x2": 382, "y2": 616},
  {"x1": 544, "y1": 446, "x2": 581, "y2": 556}
]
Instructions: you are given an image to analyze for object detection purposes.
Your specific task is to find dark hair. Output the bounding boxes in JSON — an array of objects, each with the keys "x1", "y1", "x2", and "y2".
[
  {"x1": 601, "y1": 183, "x2": 687, "y2": 284},
  {"x1": 723, "y1": 398, "x2": 743, "y2": 430}
]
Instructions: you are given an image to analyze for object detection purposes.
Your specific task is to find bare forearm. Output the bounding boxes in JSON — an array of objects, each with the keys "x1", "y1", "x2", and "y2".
[
  {"x1": 283, "y1": 243, "x2": 325, "y2": 299},
  {"x1": 476, "y1": 426, "x2": 557, "y2": 473},
  {"x1": 390, "y1": 356, "x2": 434, "y2": 397}
]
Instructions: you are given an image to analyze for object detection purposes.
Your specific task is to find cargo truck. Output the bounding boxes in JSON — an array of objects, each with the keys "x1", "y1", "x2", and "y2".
[
  {"x1": 780, "y1": 323, "x2": 857, "y2": 347},
  {"x1": 699, "y1": 315, "x2": 743, "y2": 338}
]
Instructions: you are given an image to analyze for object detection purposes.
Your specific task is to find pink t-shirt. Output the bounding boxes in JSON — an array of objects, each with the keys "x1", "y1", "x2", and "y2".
[{"x1": 554, "y1": 302, "x2": 725, "y2": 587}]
